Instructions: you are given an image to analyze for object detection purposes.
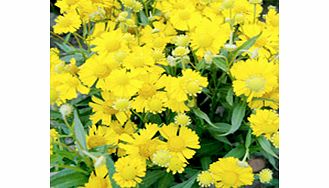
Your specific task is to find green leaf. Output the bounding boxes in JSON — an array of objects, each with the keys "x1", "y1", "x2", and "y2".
[
  {"x1": 55, "y1": 42, "x2": 75, "y2": 53},
  {"x1": 213, "y1": 57, "x2": 228, "y2": 72},
  {"x1": 232, "y1": 32, "x2": 262, "y2": 58},
  {"x1": 140, "y1": 170, "x2": 166, "y2": 188},
  {"x1": 257, "y1": 136, "x2": 279, "y2": 159},
  {"x1": 170, "y1": 172, "x2": 198, "y2": 188},
  {"x1": 192, "y1": 108, "x2": 215, "y2": 128},
  {"x1": 158, "y1": 173, "x2": 174, "y2": 188},
  {"x1": 200, "y1": 157, "x2": 212, "y2": 170},
  {"x1": 224, "y1": 145, "x2": 246, "y2": 158},
  {"x1": 231, "y1": 102, "x2": 246, "y2": 132},
  {"x1": 73, "y1": 110, "x2": 87, "y2": 152},
  {"x1": 50, "y1": 169, "x2": 88, "y2": 188},
  {"x1": 215, "y1": 103, "x2": 246, "y2": 136},
  {"x1": 245, "y1": 129, "x2": 252, "y2": 148},
  {"x1": 139, "y1": 11, "x2": 149, "y2": 26},
  {"x1": 225, "y1": 88, "x2": 234, "y2": 106},
  {"x1": 106, "y1": 155, "x2": 120, "y2": 188}
]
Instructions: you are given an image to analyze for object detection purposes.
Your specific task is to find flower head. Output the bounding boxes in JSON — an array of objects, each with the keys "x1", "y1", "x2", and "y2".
[
  {"x1": 197, "y1": 171, "x2": 214, "y2": 187},
  {"x1": 53, "y1": 11, "x2": 81, "y2": 34},
  {"x1": 248, "y1": 109, "x2": 279, "y2": 139},
  {"x1": 113, "y1": 156, "x2": 146, "y2": 187},
  {"x1": 258, "y1": 168, "x2": 273, "y2": 184},
  {"x1": 209, "y1": 157, "x2": 254, "y2": 188}
]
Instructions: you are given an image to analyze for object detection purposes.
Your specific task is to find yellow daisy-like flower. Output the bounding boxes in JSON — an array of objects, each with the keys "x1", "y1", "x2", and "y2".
[
  {"x1": 159, "y1": 124, "x2": 200, "y2": 162},
  {"x1": 190, "y1": 19, "x2": 231, "y2": 58},
  {"x1": 270, "y1": 131, "x2": 279, "y2": 148},
  {"x1": 84, "y1": 163, "x2": 112, "y2": 188},
  {"x1": 174, "y1": 113, "x2": 191, "y2": 126},
  {"x1": 168, "y1": 2, "x2": 201, "y2": 31},
  {"x1": 248, "y1": 109, "x2": 279, "y2": 139},
  {"x1": 113, "y1": 156, "x2": 146, "y2": 188},
  {"x1": 248, "y1": 86, "x2": 279, "y2": 110},
  {"x1": 91, "y1": 29, "x2": 127, "y2": 55},
  {"x1": 86, "y1": 124, "x2": 117, "y2": 150},
  {"x1": 78, "y1": 54, "x2": 120, "y2": 88},
  {"x1": 166, "y1": 153, "x2": 187, "y2": 174},
  {"x1": 173, "y1": 34, "x2": 190, "y2": 47},
  {"x1": 119, "y1": 124, "x2": 160, "y2": 160},
  {"x1": 89, "y1": 91, "x2": 118, "y2": 125},
  {"x1": 209, "y1": 157, "x2": 254, "y2": 188},
  {"x1": 181, "y1": 69, "x2": 208, "y2": 96},
  {"x1": 258, "y1": 168, "x2": 273, "y2": 184},
  {"x1": 151, "y1": 149, "x2": 172, "y2": 167},
  {"x1": 230, "y1": 58, "x2": 278, "y2": 102},
  {"x1": 103, "y1": 69, "x2": 143, "y2": 98},
  {"x1": 197, "y1": 171, "x2": 214, "y2": 188},
  {"x1": 172, "y1": 46, "x2": 190, "y2": 57},
  {"x1": 53, "y1": 11, "x2": 81, "y2": 34},
  {"x1": 55, "y1": 73, "x2": 89, "y2": 101}
]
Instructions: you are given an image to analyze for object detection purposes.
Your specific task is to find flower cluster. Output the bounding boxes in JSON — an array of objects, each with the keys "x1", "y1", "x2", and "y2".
[{"x1": 50, "y1": 0, "x2": 279, "y2": 187}]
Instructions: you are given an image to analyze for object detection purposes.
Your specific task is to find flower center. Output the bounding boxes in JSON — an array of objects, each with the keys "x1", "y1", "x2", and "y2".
[
  {"x1": 113, "y1": 99, "x2": 130, "y2": 111},
  {"x1": 105, "y1": 39, "x2": 121, "y2": 53},
  {"x1": 246, "y1": 76, "x2": 266, "y2": 92},
  {"x1": 139, "y1": 84, "x2": 157, "y2": 98},
  {"x1": 120, "y1": 164, "x2": 137, "y2": 180},
  {"x1": 168, "y1": 136, "x2": 185, "y2": 152},
  {"x1": 198, "y1": 35, "x2": 214, "y2": 48},
  {"x1": 221, "y1": 171, "x2": 238, "y2": 186},
  {"x1": 179, "y1": 10, "x2": 191, "y2": 20},
  {"x1": 185, "y1": 81, "x2": 200, "y2": 95},
  {"x1": 88, "y1": 135, "x2": 107, "y2": 149}
]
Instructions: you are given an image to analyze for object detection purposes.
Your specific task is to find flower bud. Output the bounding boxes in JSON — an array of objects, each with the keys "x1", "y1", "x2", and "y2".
[
  {"x1": 59, "y1": 103, "x2": 73, "y2": 117},
  {"x1": 204, "y1": 51, "x2": 214, "y2": 64},
  {"x1": 167, "y1": 55, "x2": 177, "y2": 67},
  {"x1": 222, "y1": 0, "x2": 235, "y2": 9},
  {"x1": 224, "y1": 43, "x2": 237, "y2": 51}
]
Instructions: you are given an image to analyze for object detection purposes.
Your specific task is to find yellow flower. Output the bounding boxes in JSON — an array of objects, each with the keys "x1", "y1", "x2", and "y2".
[
  {"x1": 168, "y1": 2, "x2": 201, "y2": 31},
  {"x1": 258, "y1": 168, "x2": 273, "y2": 184},
  {"x1": 166, "y1": 153, "x2": 187, "y2": 174},
  {"x1": 172, "y1": 46, "x2": 190, "y2": 57},
  {"x1": 112, "y1": 98, "x2": 131, "y2": 124},
  {"x1": 124, "y1": 47, "x2": 155, "y2": 69},
  {"x1": 159, "y1": 124, "x2": 200, "y2": 162},
  {"x1": 91, "y1": 29, "x2": 127, "y2": 55},
  {"x1": 248, "y1": 86, "x2": 279, "y2": 110},
  {"x1": 248, "y1": 109, "x2": 279, "y2": 139},
  {"x1": 190, "y1": 19, "x2": 230, "y2": 58},
  {"x1": 113, "y1": 156, "x2": 146, "y2": 188},
  {"x1": 55, "y1": 73, "x2": 89, "y2": 101},
  {"x1": 55, "y1": 0, "x2": 79, "y2": 14},
  {"x1": 197, "y1": 171, "x2": 214, "y2": 188},
  {"x1": 103, "y1": 69, "x2": 143, "y2": 98},
  {"x1": 84, "y1": 163, "x2": 112, "y2": 188},
  {"x1": 181, "y1": 69, "x2": 208, "y2": 96},
  {"x1": 86, "y1": 124, "x2": 117, "y2": 151},
  {"x1": 50, "y1": 128, "x2": 59, "y2": 155},
  {"x1": 119, "y1": 124, "x2": 160, "y2": 160},
  {"x1": 209, "y1": 157, "x2": 254, "y2": 188},
  {"x1": 78, "y1": 54, "x2": 120, "y2": 88},
  {"x1": 151, "y1": 149, "x2": 172, "y2": 167},
  {"x1": 173, "y1": 35, "x2": 190, "y2": 47},
  {"x1": 174, "y1": 113, "x2": 191, "y2": 126},
  {"x1": 230, "y1": 58, "x2": 278, "y2": 102},
  {"x1": 270, "y1": 131, "x2": 279, "y2": 148},
  {"x1": 53, "y1": 11, "x2": 81, "y2": 34},
  {"x1": 89, "y1": 91, "x2": 118, "y2": 125},
  {"x1": 50, "y1": 129, "x2": 59, "y2": 143}
]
